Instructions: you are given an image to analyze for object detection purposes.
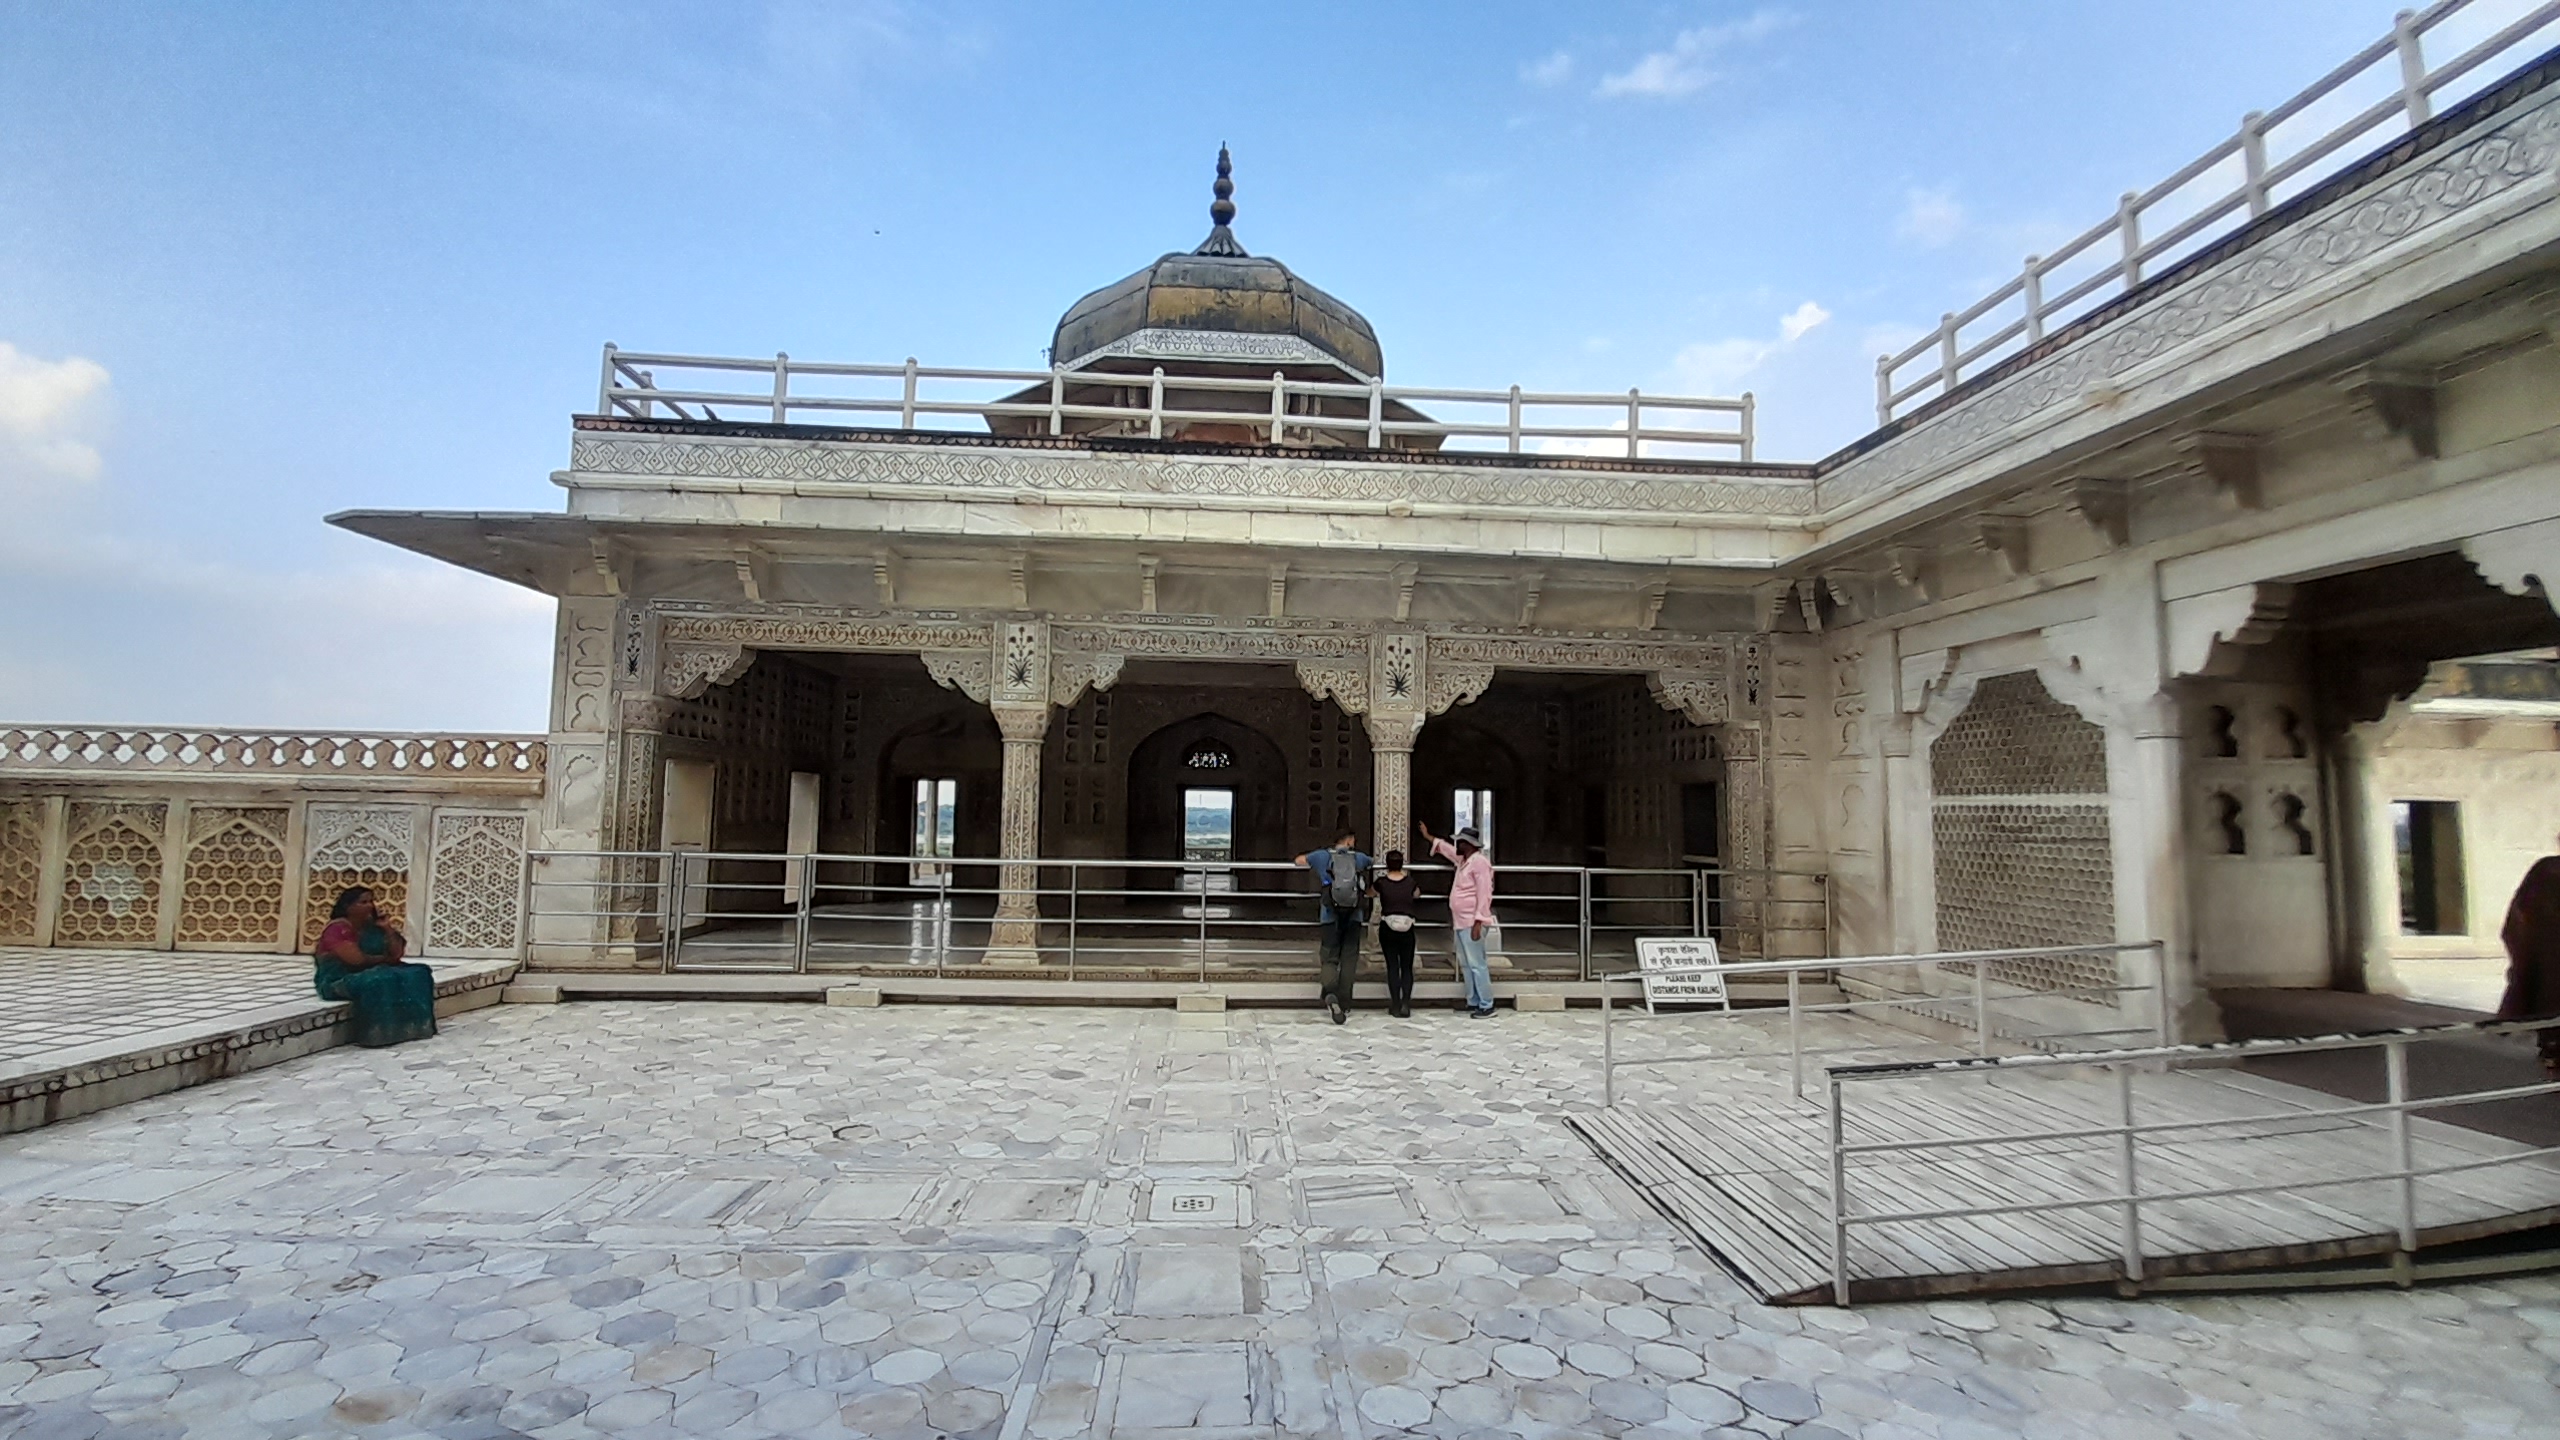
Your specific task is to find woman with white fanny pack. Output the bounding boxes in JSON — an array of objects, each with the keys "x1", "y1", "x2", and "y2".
[{"x1": 1370, "y1": 849, "x2": 1423, "y2": 1018}]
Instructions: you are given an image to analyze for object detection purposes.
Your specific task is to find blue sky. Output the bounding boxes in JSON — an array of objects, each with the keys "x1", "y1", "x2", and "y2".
[{"x1": 0, "y1": 1, "x2": 2509, "y2": 730}]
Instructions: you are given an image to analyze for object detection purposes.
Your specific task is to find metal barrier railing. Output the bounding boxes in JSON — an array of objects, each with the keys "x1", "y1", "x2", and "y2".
[
  {"x1": 597, "y1": 347, "x2": 1757, "y2": 460},
  {"x1": 522, "y1": 848, "x2": 1824, "y2": 981},
  {"x1": 1819, "y1": 1019, "x2": 2560, "y2": 1305},
  {"x1": 1597, "y1": 941, "x2": 2170, "y2": 1104}
]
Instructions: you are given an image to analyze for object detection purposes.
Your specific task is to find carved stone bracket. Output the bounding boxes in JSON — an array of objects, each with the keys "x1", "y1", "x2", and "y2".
[
  {"x1": 1295, "y1": 660, "x2": 1370, "y2": 715},
  {"x1": 2464, "y1": 516, "x2": 2560, "y2": 614},
  {"x1": 1051, "y1": 652, "x2": 1125, "y2": 708},
  {"x1": 1647, "y1": 669, "x2": 1731, "y2": 726},
  {"x1": 659, "y1": 642, "x2": 754, "y2": 699},
  {"x1": 2339, "y1": 366, "x2": 2440, "y2": 460},
  {"x1": 2178, "y1": 432, "x2": 2263, "y2": 511},
  {"x1": 923, "y1": 651, "x2": 993, "y2": 704},
  {"x1": 2165, "y1": 581, "x2": 2297, "y2": 678},
  {"x1": 1887, "y1": 546, "x2": 1940, "y2": 602},
  {"x1": 1974, "y1": 518, "x2": 2031, "y2": 578},
  {"x1": 1426, "y1": 662, "x2": 1496, "y2": 715},
  {"x1": 2066, "y1": 478, "x2": 2132, "y2": 549}
]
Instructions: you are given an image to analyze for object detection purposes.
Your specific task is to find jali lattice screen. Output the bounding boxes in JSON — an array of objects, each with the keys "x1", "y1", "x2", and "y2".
[
  {"x1": 0, "y1": 799, "x2": 42, "y2": 942},
  {"x1": 1930, "y1": 671, "x2": 2117, "y2": 994},
  {"x1": 425, "y1": 811, "x2": 525, "y2": 955},
  {"x1": 177, "y1": 806, "x2": 290, "y2": 948},
  {"x1": 301, "y1": 805, "x2": 413, "y2": 949},
  {"x1": 55, "y1": 801, "x2": 167, "y2": 947}
]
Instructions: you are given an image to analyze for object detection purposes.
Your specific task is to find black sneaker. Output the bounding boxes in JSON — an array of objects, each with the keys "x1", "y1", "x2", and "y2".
[
  {"x1": 1469, "y1": 1005, "x2": 1495, "y2": 1018},
  {"x1": 1328, "y1": 999, "x2": 1347, "y2": 1025}
]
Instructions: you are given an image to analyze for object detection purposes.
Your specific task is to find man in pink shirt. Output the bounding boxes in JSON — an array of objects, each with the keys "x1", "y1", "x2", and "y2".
[{"x1": 1417, "y1": 819, "x2": 1497, "y2": 1017}]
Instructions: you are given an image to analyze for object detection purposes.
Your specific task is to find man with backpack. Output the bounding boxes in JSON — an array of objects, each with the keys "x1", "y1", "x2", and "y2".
[{"x1": 1294, "y1": 828, "x2": 1372, "y2": 1024}]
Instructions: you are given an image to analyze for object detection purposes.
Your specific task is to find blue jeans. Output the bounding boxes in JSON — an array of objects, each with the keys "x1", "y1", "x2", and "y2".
[{"x1": 1452, "y1": 926, "x2": 1493, "y2": 1011}]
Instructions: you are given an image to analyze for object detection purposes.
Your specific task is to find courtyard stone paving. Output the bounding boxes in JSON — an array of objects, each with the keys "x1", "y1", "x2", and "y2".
[{"x1": 1, "y1": 1001, "x2": 2556, "y2": 1439}]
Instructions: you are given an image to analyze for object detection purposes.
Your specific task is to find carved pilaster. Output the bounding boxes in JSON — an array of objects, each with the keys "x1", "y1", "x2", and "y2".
[
  {"x1": 1365, "y1": 712, "x2": 1424, "y2": 857},
  {"x1": 1368, "y1": 631, "x2": 1426, "y2": 850}
]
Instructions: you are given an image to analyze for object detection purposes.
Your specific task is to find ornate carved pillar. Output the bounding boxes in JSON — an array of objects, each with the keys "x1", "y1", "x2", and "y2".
[
  {"x1": 986, "y1": 622, "x2": 1051, "y2": 962},
  {"x1": 989, "y1": 704, "x2": 1049, "y2": 958}
]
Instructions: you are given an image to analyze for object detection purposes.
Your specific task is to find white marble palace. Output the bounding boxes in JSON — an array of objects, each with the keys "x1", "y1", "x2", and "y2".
[{"x1": 8, "y1": 14, "x2": 2560, "y2": 1041}]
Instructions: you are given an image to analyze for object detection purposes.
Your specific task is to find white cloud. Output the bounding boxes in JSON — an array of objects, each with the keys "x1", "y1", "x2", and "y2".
[
  {"x1": 1521, "y1": 50, "x2": 1573, "y2": 87},
  {"x1": 1897, "y1": 186, "x2": 1965, "y2": 247},
  {"x1": 1669, "y1": 299, "x2": 1830, "y2": 394},
  {"x1": 1598, "y1": 9, "x2": 1792, "y2": 99},
  {"x1": 0, "y1": 342, "x2": 111, "y2": 485}
]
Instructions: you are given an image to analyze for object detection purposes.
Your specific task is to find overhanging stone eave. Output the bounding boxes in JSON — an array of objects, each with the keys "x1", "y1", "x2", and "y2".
[{"x1": 330, "y1": 507, "x2": 1802, "y2": 592}]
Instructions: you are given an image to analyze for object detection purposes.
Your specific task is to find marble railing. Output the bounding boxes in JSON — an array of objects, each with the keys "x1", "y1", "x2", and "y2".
[
  {"x1": 0, "y1": 727, "x2": 543, "y2": 957},
  {"x1": 0, "y1": 728, "x2": 544, "y2": 782}
]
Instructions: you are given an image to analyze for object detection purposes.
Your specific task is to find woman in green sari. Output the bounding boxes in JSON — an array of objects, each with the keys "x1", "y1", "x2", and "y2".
[{"x1": 314, "y1": 886, "x2": 438, "y2": 1047}]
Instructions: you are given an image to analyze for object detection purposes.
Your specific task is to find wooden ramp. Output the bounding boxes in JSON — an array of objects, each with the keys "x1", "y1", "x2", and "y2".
[{"x1": 1572, "y1": 1061, "x2": 2560, "y2": 1304}]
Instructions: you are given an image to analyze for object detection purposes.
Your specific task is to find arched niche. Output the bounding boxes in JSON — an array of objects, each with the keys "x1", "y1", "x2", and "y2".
[{"x1": 1123, "y1": 712, "x2": 1293, "y2": 893}]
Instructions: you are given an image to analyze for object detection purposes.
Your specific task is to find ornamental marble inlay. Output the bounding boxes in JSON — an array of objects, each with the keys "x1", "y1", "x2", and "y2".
[{"x1": 567, "y1": 435, "x2": 1816, "y2": 518}]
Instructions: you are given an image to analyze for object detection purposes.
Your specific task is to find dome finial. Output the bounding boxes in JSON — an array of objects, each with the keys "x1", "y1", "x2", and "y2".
[{"x1": 1196, "y1": 144, "x2": 1247, "y2": 257}]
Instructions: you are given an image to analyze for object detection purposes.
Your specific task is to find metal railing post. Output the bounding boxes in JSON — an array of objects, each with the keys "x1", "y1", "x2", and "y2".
[
  {"x1": 1049, "y1": 366, "x2": 1065, "y2": 435},
  {"x1": 2239, "y1": 111, "x2": 2270, "y2": 216},
  {"x1": 1788, "y1": 967, "x2": 1804, "y2": 1102},
  {"x1": 933, "y1": 872, "x2": 949, "y2": 978},
  {"x1": 1066, "y1": 864, "x2": 1079, "y2": 981},
  {"x1": 1270, "y1": 371, "x2": 1288, "y2": 446},
  {"x1": 1197, "y1": 866, "x2": 1210, "y2": 983},
  {"x1": 1151, "y1": 368, "x2": 1165, "y2": 440},
  {"x1": 1601, "y1": 980, "x2": 1615, "y2": 1107},
  {"x1": 1973, "y1": 956, "x2": 1991, "y2": 1056},
  {"x1": 1366, "y1": 378, "x2": 1382, "y2": 447},
  {"x1": 2116, "y1": 1065, "x2": 2144, "y2": 1284},
  {"x1": 793, "y1": 853, "x2": 812, "y2": 973},
  {"x1": 901, "y1": 357, "x2": 918, "y2": 428},
  {"x1": 1507, "y1": 384, "x2": 1522, "y2": 453},
  {"x1": 1874, "y1": 354, "x2": 1893, "y2": 425},
  {"x1": 1936, "y1": 313, "x2": 1959, "y2": 396},
  {"x1": 2117, "y1": 190, "x2": 2144, "y2": 289},
  {"x1": 2021, "y1": 256, "x2": 2045, "y2": 343},
  {"x1": 1739, "y1": 391, "x2": 1755, "y2": 462},
  {"x1": 2393, "y1": 8, "x2": 2432, "y2": 125},
  {"x1": 665, "y1": 851, "x2": 686, "y2": 972},
  {"x1": 2388, "y1": 1038, "x2": 2418, "y2": 1254},
  {"x1": 1578, "y1": 868, "x2": 1593, "y2": 981},
  {"x1": 1828, "y1": 1076, "x2": 1852, "y2": 1306},
  {"x1": 598, "y1": 343, "x2": 619, "y2": 416},
  {"x1": 1625, "y1": 389, "x2": 1641, "y2": 459},
  {"x1": 771, "y1": 352, "x2": 789, "y2": 424}
]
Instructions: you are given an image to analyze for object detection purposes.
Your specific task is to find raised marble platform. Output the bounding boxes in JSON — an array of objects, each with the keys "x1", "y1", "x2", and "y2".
[{"x1": 0, "y1": 948, "x2": 516, "y2": 1135}]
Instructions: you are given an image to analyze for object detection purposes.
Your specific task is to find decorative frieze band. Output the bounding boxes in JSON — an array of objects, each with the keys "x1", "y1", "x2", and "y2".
[
  {"x1": 658, "y1": 610, "x2": 991, "y2": 654},
  {"x1": 567, "y1": 435, "x2": 1817, "y2": 520}
]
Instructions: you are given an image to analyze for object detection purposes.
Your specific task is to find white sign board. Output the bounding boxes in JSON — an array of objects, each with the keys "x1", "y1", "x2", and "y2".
[{"x1": 1635, "y1": 936, "x2": 1728, "y2": 1012}]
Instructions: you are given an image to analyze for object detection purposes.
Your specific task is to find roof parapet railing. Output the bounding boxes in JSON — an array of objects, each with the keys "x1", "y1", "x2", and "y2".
[
  {"x1": 1874, "y1": 0, "x2": 2560, "y2": 426},
  {"x1": 594, "y1": 345, "x2": 1757, "y2": 461}
]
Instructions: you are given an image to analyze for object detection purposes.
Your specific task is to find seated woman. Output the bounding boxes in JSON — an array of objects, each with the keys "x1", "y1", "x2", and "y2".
[{"x1": 314, "y1": 886, "x2": 438, "y2": 1047}]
